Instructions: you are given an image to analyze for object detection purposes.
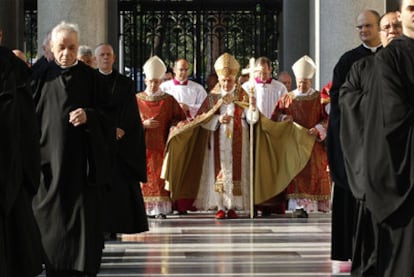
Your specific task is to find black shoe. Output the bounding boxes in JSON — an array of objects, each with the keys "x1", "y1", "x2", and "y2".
[
  {"x1": 155, "y1": 213, "x2": 167, "y2": 219},
  {"x1": 261, "y1": 207, "x2": 272, "y2": 217},
  {"x1": 103, "y1": 232, "x2": 117, "y2": 241},
  {"x1": 177, "y1": 210, "x2": 188, "y2": 215},
  {"x1": 293, "y1": 208, "x2": 308, "y2": 218}
]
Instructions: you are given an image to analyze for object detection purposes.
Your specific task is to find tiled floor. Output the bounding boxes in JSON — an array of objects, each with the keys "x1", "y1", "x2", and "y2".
[{"x1": 93, "y1": 212, "x2": 350, "y2": 277}]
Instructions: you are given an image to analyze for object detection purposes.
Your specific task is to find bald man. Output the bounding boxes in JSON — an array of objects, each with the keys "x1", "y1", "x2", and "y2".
[{"x1": 327, "y1": 9, "x2": 382, "y2": 267}]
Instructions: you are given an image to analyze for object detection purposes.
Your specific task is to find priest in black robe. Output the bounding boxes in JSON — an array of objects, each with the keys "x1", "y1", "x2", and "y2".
[
  {"x1": 326, "y1": 9, "x2": 382, "y2": 264},
  {"x1": 95, "y1": 43, "x2": 148, "y2": 236},
  {"x1": 362, "y1": 3, "x2": 414, "y2": 274},
  {"x1": 31, "y1": 22, "x2": 112, "y2": 277},
  {"x1": 339, "y1": 11, "x2": 402, "y2": 275},
  {"x1": 0, "y1": 46, "x2": 43, "y2": 277}
]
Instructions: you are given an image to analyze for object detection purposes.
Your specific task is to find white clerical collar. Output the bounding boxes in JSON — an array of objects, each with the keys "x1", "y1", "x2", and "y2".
[
  {"x1": 293, "y1": 88, "x2": 315, "y2": 97},
  {"x1": 57, "y1": 60, "x2": 78, "y2": 69},
  {"x1": 99, "y1": 69, "x2": 113, "y2": 75},
  {"x1": 363, "y1": 43, "x2": 382, "y2": 53},
  {"x1": 221, "y1": 86, "x2": 236, "y2": 97},
  {"x1": 145, "y1": 89, "x2": 163, "y2": 97}
]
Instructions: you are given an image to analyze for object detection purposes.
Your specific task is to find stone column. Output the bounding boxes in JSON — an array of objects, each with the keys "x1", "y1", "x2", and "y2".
[
  {"x1": 0, "y1": 0, "x2": 24, "y2": 49},
  {"x1": 279, "y1": 0, "x2": 310, "y2": 81},
  {"x1": 37, "y1": 0, "x2": 108, "y2": 56},
  {"x1": 282, "y1": 0, "x2": 385, "y2": 89},
  {"x1": 107, "y1": 0, "x2": 119, "y2": 69}
]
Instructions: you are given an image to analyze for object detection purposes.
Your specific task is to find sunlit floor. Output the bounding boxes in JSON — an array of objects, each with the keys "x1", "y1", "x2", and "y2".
[{"x1": 93, "y1": 211, "x2": 349, "y2": 277}]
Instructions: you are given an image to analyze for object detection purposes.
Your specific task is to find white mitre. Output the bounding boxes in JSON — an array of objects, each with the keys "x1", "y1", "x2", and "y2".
[
  {"x1": 143, "y1": 55, "x2": 166, "y2": 80},
  {"x1": 292, "y1": 55, "x2": 316, "y2": 79}
]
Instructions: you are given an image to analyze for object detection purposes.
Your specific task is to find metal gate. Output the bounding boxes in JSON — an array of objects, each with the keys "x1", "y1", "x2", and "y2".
[{"x1": 119, "y1": 0, "x2": 282, "y2": 91}]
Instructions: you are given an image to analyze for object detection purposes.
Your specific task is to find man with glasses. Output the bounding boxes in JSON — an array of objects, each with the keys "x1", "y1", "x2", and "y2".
[
  {"x1": 362, "y1": 1, "x2": 414, "y2": 274},
  {"x1": 326, "y1": 9, "x2": 382, "y2": 272},
  {"x1": 339, "y1": 11, "x2": 402, "y2": 275}
]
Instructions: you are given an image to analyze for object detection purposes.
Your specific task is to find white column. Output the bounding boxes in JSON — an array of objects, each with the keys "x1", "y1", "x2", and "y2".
[{"x1": 37, "y1": 0, "x2": 108, "y2": 56}]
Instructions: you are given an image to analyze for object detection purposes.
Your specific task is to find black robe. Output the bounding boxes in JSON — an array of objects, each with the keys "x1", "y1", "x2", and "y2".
[
  {"x1": 0, "y1": 47, "x2": 43, "y2": 277},
  {"x1": 32, "y1": 61, "x2": 112, "y2": 274},
  {"x1": 327, "y1": 44, "x2": 380, "y2": 261},
  {"x1": 31, "y1": 55, "x2": 50, "y2": 80},
  {"x1": 339, "y1": 55, "x2": 379, "y2": 275},
  {"x1": 100, "y1": 70, "x2": 148, "y2": 234},
  {"x1": 364, "y1": 36, "x2": 414, "y2": 276}
]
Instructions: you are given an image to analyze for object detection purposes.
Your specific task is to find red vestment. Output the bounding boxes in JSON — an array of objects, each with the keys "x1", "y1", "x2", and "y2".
[
  {"x1": 272, "y1": 91, "x2": 331, "y2": 207},
  {"x1": 136, "y1": 92, "x2": 186, "y2": 215}
]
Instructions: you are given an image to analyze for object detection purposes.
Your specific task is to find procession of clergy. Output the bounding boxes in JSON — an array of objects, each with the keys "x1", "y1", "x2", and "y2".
[{"x1": 0, "y1": 19, "x2": 331, "y2": 276}]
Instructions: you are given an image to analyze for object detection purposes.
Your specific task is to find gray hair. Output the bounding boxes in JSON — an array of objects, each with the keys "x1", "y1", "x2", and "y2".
[
  {"x1": 51, "y1": 21, "x2": 80, "y2": 42},
  {"x1": 94, "y1": 43, "x2": 114, "y2": 56},
  {"x1": 42, "y1": 31, "x2": 52, "y2": 47},
  {"x1": 78, "y1": 45, "x2": 93, "y2": 57}
]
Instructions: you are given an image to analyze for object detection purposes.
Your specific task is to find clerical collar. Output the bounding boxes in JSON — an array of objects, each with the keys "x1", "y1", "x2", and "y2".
[
  {"x1": 56, "y1": 60, "x2": 78, "y2": 69},
  {"x1": 293, "y1": 88, "x2": 315, "y2": 97},
  {"x1": 363, "y1": 43, "x2": 382, "y2": 53},
  {"x1": 255, "y1": 77, "x2": 272, "y2": 84},
  {"x1": 221, "y1": 86, "x2": 236, "y2": 97},
  {"x1": 99, "y1": 69, "x2": 113, "y2": 75},
  {"x1": 173, "y1": 78, "x2": 188, "y2": 85},
  {"x1": 145, "y1": 89, "x2": 163, "y2": 97}
]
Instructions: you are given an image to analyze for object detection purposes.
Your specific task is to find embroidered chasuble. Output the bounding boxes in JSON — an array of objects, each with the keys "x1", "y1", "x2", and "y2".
[
  {"x1": 162, "y1": 84, "x2": 315, "y2": 205},
  {"x1": 136, "y1": 92, "x2": 186, "y2": 214},
  {"x1": 272, "y1": 91, "x2": 331, "y2": 202}
]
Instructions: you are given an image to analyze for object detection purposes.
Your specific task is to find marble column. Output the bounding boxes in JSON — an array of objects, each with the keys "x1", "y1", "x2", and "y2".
[
  {"x1": 0, "y1": 0, "x2": 24, "y2": 49},
  {"x1": 37, "y1": 0, "x2": 108, "y2": 57},
  {"x1": 282, "y1": 0, "x2": 385, "y2": 89}
]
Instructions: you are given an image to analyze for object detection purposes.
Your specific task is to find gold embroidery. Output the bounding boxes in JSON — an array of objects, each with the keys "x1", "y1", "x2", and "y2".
[
  {"x1": 214, "y1": 183, "x2": 225, "y2": 193},
  {"x1": 136, "y1": 92, "x2": 171, "y2": 101},
  {"x1": 222, "y1": 93, "x2": 234, "y2": 104},
  {"x1": 226, "y1": 126, "x2": 233, "y2": 139},
  {"x1": 288, "y1": 91, "x2": 321, "y2": 101},
  {"x1": 232, "y1": 182, "x2": 242, "y2": 196}
]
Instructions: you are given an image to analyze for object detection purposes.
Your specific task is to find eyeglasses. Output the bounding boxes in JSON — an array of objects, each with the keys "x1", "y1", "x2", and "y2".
[
  {"x1": 355, "y1": 23, "x2": 374, "y2": 30},
  {"x1": 381, "y1": 22, "x2": 402, "y2": 32}
]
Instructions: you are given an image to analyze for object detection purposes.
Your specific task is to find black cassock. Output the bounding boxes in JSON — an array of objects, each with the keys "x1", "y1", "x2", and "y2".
[
  {"x1": 100, "y1": 70, "x2": 148, "y2": 234},
  {"x1": 327, "y1": 44, "x2": 380, "y2": 261},
  {"x1": 0, "y1": 47, "x2": 43, "y2": 277},
  {"x1": 365, "y1": 36, "x2": 414, "y2": 277},
  {"x1": 32, "y1": 61, "x2": 112, "y2": 274},
  {"x1": 339, "y1": 55, "x2": 379, "y2": 275}
]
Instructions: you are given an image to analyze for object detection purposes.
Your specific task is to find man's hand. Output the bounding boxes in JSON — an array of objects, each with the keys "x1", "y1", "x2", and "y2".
[
  {"x1": 219, "y1": 114, "x2": 233, "y2": 124},
  {"x1": 143, "y1": 117, "x2": 160, "y2": 129},
  {"x1": 69, "y1": 108, "x2": 87, "y2": 127},
  {"x1": 116, "y1": 128, "x2": 125, "y2": 140},
  {"x1": 283, "y1": 115, "x2": 293, "y2": 122},
  {"x1": 179, "y1": 103, "x2": 190, "y2": 112},
  {"x1": 308, "y1": 127, "x2": 318, "y2": 136}
]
